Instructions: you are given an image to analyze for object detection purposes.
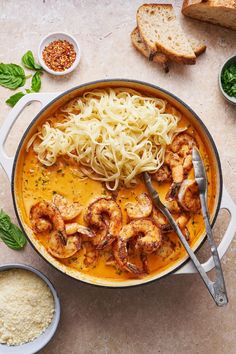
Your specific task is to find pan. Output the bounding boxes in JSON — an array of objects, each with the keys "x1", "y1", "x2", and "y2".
[{"x1": 0, "y1": 79, "x2": 235, "y2": 287}]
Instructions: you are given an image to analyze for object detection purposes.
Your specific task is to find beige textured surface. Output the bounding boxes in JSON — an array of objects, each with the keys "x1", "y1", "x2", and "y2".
[{"x1": 0, "y1": 1, "x2": 236, "y2": 353}]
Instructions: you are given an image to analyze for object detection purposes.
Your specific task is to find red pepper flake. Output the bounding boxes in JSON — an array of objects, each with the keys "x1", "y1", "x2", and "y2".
[{"x1": 42, "y1": 40, "x2": 76, "y2": 72}]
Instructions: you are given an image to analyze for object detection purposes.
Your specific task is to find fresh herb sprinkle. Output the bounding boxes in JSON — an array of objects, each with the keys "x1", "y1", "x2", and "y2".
[{"x1": 221, "y1": 62, "x2": 236, "y2": 97}]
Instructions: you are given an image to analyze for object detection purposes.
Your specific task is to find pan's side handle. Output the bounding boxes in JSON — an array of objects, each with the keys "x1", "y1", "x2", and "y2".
[
  {"x1": 175, "y1": 185, "x2": 236, "y2": 274},
  {"x1": 0, "y1": 93, "x2": 58, "y2": 180}
]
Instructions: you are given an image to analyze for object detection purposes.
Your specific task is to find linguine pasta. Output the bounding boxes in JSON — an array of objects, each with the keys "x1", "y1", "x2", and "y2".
[{"x1": 27, "y1": 88, "x2": 183, "y2": 190}]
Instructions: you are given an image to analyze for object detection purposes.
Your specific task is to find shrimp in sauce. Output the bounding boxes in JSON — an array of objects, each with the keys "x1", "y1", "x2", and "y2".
[
  {"x1": 53, "y1": 194, "x2": 82, "y2": 221},
  {"x1": 126, "y1": 193, "x2": 152, "y2": 219},
  {"x1": 85, "y1": 198, "x2": 122, "y2": 250},
  {"x1": 152, "y1": 164, "x2": 171, "y2": 183},
  {"x1": 65, "y1": 222, "x2": 95, "y2": 238},
  {"x1": 178, "y1": 179, "x2": 201, "y2": 212},
  {"x1": 165, "y1": 133, "x2": 197, "y2": 200},
  {"x1": 114, "y1": 219, "x2": 162, "y2": 275},
  {"x1": 30, "y1": 201, "x2": 81, "y2": 258}
]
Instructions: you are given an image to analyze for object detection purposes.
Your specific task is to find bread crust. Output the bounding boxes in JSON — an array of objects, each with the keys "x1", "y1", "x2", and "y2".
[
  {"x1": 182, "y1": 0, "x2": 236, "y2": 30},
  {"x1": 137, "y1": 4, "x2": 196, "y2": 65},
  {"x1": 194, "y1": 44, "x2": 206, "y2": 56}
]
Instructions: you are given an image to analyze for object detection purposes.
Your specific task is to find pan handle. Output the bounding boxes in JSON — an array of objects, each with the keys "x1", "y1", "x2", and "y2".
[
  {"x1": 175, "y1": 185, "x2": 236, "y2": 274},
  {"x1": 0, "y1": 92, "x2": 58, "y2": 180}
]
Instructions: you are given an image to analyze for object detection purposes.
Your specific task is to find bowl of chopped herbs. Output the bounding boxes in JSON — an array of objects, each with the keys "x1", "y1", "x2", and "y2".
[{"x1": 219, "y1": 55, "x2": 236, "y2": 105}]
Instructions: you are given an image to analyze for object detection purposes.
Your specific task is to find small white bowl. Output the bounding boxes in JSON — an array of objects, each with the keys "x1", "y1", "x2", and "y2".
[
  {"x1": 0, "y1": 264, "x2": 60, "y2": 354},
  {"x1": 219, "y1": 54, "x2": 236, "y2": 105},
  {"x1": 38, "y1": 32, "x2": 81, "y2": 76}
]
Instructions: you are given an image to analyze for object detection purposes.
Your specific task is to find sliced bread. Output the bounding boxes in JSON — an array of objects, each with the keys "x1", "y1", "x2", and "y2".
[
  {"x1": 131, "y1": 27, "x2": 206, "y2": 72},
  {"x1": 182, "y1": 0, "x2": 236, "y2": 31},
  {"x1": 130, "y1": 27, "x2": 169, "y2": 72},
  {"x1": 137, "y1": 4, "x2": 196, "y2": 64}
]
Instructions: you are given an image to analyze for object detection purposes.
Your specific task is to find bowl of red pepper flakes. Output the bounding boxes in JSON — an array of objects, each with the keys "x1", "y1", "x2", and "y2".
[{"x1": 38, "y1": 32, "x2": 81, "y2": 75}]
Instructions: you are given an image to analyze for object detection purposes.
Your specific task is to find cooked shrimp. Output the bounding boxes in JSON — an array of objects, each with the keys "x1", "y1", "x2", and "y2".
[
  {"x1": 106, "y1": 255, "x2": 116, "y2": 267},
  {"x1": 53, "y1": 194, "x2": 82, "y2": 221},
  {"x1": 126, "y1": 193, "x2": 152, "y2": 219},
  {"x1": 65, "y1": 223, "x2": 95, "y2": 238},
  {"x1": 33, "y1": 218, "x2": 52, "y2": 233},
  {"x1": 165, "y1": 151, "x2": 183, "y2": 184},
  {"x1": 176, "y1": 214, "x2": 190, "y2": 240},
  {"x1": 85, "y1": 198, "x2": 122, "y2": 249},
  {"x1": 30, "y1": 201, "x2": 66, "y2": 241},
  {"x1": 152, "y1": 164, "x2": 171, "y2": 183},
  {"x1": 114, "y1": 219, "x2": 162, "y2": 275},
  {"x1": 183, "y1": 154, "x2": 192, "y2": 173},
  {"x1": 166, "y1": 182, "x2": 182, "y2": 201},
  {"x1": 82, "y1": 242, "x2": 98, "y2": 267},
  {"x1": 30, "y1": 201, "x2": 80, "y2": 258},
  {"x1": 171, "y1": 133, "x2": 196, "y2": 156},
  {"x1": 152, "y1": 208, "x2": 171, "y2": 233},
  {"x1": 166, "y1": 152, "x2": 192, "y2": 200},
  {"x1": 178, "y1": 179, "x2": 201, "y2": 212},
  {"x1": 153, "y1": 208, "x2": 190, "y2": 239},
  {"x1": 164, "y1": 134, "x2": 196, "y2": 194},
  {"x1": 164, "y1": 199, "x2": 181, "y2": 213},
  {"x1": 176, "y1": 214, "x2": 189, "y2": 229},
  {"x1": 48, "y1": 232, "x2": 81, "y2": 259},
  {"x1": 140, "y1": 253, "x2": 149, "y2": 274}
]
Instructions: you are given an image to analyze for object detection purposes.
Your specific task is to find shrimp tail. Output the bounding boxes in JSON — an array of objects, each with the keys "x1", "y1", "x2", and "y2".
[
  {"x1": 74, "y1": 237, "x2": 82, "y2": 250},
  {"x1": 141, "y1": 253, "x2": 149, "y2": 274},
  {"x1": 166, "y1": 182, "x2": 181, "y2": 201},
  {"x1": 57, "y1": 230, "x2": 67, "y2": 245},
  {"x1": 125, "y1": 262, "x2": 145, "y2": 276},
  {"x1": 96, "y1": 233, "x2": 114, "y2": 250}
]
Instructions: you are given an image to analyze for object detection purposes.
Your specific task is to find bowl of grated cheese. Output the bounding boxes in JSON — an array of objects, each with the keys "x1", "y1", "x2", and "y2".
[{"x1": 0, "y1": 264, "x2": 60, "y2": 354}]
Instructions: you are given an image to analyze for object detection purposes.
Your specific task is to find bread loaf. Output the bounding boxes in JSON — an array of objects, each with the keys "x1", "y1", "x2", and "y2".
[{"x1": 182, "y1": 0, "x2": 236, "y2": 30}]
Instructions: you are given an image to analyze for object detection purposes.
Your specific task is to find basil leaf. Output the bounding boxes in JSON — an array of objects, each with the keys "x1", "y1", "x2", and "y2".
[
  {"x1": 31, "y1": 71, "x2": 41, "y2": 92},
  {"x1": 0, "y1": 210, "x2": 27, "y2": 250},
  {"x1": 0, "y1": 211, "x2": 11, "y2": 231},
  {"x1": 10, "y1": 224, "x2": 27, "y2": 248},
  {"x1": 22, "y1": 50, "x2": 42, "y2": 71},
  {"x1": 0, "y1": 63, "x2": 26, "y2": 89},
  {"x1": 6, "y1": 92, "x2": 25, "y2": 107}
]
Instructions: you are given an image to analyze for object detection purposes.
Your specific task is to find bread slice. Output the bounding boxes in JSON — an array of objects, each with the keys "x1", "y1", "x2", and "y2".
[
  {"x1": 131, "y1": 27, "x2": 169, "y2": 72},
  {"x1": 188, "y1": 37, "x2": 206, "y2": 57},
  {"x1": 131, "y1": 27, "x2": 206, "y2": 72},
  {"x1": 137, "y1": 4, "x2": 196, "y2": 64},
  {"x1": 182, "y1": 0, "x2": 236, "y2": 31}
]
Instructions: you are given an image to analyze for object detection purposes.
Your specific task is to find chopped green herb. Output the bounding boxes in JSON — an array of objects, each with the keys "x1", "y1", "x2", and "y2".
[{"x1": 221, "y1": 62, "x2": 236, "y2": 98}]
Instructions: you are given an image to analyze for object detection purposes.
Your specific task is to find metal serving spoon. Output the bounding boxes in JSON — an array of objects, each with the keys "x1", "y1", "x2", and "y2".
[{"x1": 143, "y1": 148, "x2": 228, "y2": 306}]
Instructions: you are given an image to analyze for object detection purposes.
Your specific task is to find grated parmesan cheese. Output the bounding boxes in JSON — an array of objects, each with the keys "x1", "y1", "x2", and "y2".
[{"x1": 0, "y1": 269, "x2": 55, "y2": 346}]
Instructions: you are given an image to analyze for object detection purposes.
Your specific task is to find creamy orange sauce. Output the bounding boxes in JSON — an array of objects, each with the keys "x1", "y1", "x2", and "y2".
[{"x1": 15, "y1": 100, "x2": 216, "y2": 281}]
